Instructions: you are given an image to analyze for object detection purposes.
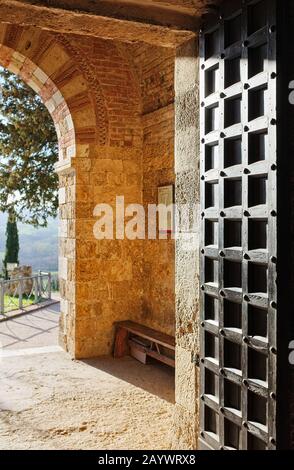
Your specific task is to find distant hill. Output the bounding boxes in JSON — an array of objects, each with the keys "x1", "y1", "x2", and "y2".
[{"x1": 0, "y1": 213, "x2": 58, "y2": 273}]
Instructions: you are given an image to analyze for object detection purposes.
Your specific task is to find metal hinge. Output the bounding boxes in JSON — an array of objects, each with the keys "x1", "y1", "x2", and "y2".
[{"x1": 191, "y1": 352, "x2": 200, "y2": 367}]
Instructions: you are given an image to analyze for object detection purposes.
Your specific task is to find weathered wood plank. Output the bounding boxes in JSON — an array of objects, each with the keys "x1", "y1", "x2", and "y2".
[
  {"x1": 115, "y1": 320, "x2": 175, "y2": 349},
  {"x1": 113, "y1": 326, "x2": 129, "y2": 358}
]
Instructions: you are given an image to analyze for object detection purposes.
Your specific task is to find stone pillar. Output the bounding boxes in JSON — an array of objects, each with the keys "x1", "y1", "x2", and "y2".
[
  {"x1": 58, "y1": 168, "x2": 76, "y2": 356},
  {"x1": 173, "y1": 38, "x2": 200, "y2": 450}
]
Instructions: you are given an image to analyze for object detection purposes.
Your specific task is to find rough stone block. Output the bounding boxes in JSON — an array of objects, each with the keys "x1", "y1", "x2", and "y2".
[
  {"x1": 175, "y1": 346, "x2": 198, "y2": 414},
  {"x1": 171, "y1": 403, "x2": 199, "y2": 450}
]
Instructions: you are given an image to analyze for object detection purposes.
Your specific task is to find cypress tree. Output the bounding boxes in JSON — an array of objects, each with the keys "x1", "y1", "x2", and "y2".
[{"x1": 3, "y1": 209, "x2": 19, "y2": 278}]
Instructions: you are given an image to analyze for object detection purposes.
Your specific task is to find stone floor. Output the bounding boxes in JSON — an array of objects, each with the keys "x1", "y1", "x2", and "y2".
[{"x1": 0, "y1": 304, "x2": 175, "y2": 450}]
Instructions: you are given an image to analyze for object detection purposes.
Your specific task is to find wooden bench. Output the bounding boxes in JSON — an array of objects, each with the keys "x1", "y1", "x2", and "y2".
[{"x1": 113, "y1": 320, "x2": 175, "y2": 368}]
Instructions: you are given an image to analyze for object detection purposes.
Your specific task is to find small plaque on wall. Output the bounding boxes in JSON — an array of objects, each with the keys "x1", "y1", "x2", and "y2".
[{"x1": 158, "y1": 184, "x2": 174, "y2": 234}]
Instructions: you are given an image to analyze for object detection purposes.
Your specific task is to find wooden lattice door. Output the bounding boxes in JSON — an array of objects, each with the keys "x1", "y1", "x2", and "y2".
[{"x1": 199, "y1": 0, "x2": 277, "y2": 450}]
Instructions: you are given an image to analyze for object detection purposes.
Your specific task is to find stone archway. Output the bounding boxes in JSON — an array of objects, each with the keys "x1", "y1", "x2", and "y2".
[
  {"x1": 0, "y1": 40, "x2": 80, "y2": 356},
  {"x1": 0, "y1": 44, "x2": 76, "y2": 163},
  {"x1": 0, "y1": 20, "x2": 179, "y2": 386},
  {"x1": 0, "y1": 23, "x2": 147, "y2": 359},
  {"x1": 0, "y1": 24, "x2": 107, "y2": 357},
  {"x1": 0, "y1": 5, "x2": 202, "y2": 450}
]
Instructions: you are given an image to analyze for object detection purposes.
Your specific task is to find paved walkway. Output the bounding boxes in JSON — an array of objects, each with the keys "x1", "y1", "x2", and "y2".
[
  {"x1": 0, "y1": 304, "x2": 175, "y2": 450},
  {"x1": 0, "y1": 302, "x2": 60, "y2": 350}
]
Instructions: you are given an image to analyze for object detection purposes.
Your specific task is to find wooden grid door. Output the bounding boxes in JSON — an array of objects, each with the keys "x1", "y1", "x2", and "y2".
[{"x1": 199, "y1": 0, "x2": 277, "y2": 450}]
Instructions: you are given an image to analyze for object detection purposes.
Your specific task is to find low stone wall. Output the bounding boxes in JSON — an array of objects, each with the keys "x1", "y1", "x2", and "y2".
[{"x1": 7, "y1": 266, "x2": 33, "y2": 296}]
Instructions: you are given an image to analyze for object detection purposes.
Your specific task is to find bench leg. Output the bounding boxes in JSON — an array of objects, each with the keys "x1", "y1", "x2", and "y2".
[{"x1": 113, "y1": 327, "x2": 129, "y2": 358}]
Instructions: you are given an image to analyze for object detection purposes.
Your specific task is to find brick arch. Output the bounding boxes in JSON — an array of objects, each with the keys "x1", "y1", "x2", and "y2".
[
  {"x1": 0, "y1": 24, "x2": 113, "y2": 158},
  {"x1": 54, "y1": 33, "x2": 109, "y2": 147},
  {"x1": 59, "y1": 34, "x2": 143, "y2": 149},
  {"x1": 0, "y1": 23, "x2": 147, "y2": 154},
  {"x1": 115, "y1": 42, "x2": 142, "y2": 106},
  {"x1": 0, "y1": 43, "x2": 76, "y2": 163},
  {"x1": 52, "y1": 35, "x2": 143, "y2": 149}
]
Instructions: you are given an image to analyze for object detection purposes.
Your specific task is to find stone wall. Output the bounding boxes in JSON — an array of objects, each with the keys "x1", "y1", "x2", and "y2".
[
  {"x1": 0, "y1": 24, "x2": 143, "y2": 357},
  {"x1": 0, "y1": 24, "x2": 178, "y2": 359},
  {"x1": 130, "y1": 44, "x2": 176, "y2": 337},
  {"x1": 62, "y1": 36, "x2": 145, "y2": 358},
  {"x1": 173, "y1": 38, "x2": 200, "y2": 450},
  {"x1": 142, "y1": 105, "x2": 175, "y2": 336}
]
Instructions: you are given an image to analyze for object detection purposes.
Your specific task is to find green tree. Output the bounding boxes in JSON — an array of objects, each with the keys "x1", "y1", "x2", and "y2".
[
  {"x1": 3, "y1": 208, "x2": 19, "y2": 278},
  {"x1": 0, "y1": 67, "x2": 58, "y2": 227}
]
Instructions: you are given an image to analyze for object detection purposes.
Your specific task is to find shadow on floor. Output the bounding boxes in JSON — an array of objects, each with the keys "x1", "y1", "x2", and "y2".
[
  {"x1": 81, "y1": 355, "x2": 175, "y2": 404},
  {"x1": 0, "y1": 303, "x2": 60, "y2": 350},
  {"x1": 0, "y1": 303, "x2": 175, "y2": 404}
]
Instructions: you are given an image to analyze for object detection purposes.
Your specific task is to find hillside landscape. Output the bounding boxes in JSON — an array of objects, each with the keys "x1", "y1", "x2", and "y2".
[{"x1": 0, "y1": 212, "x2": 58, "y2": 273}]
